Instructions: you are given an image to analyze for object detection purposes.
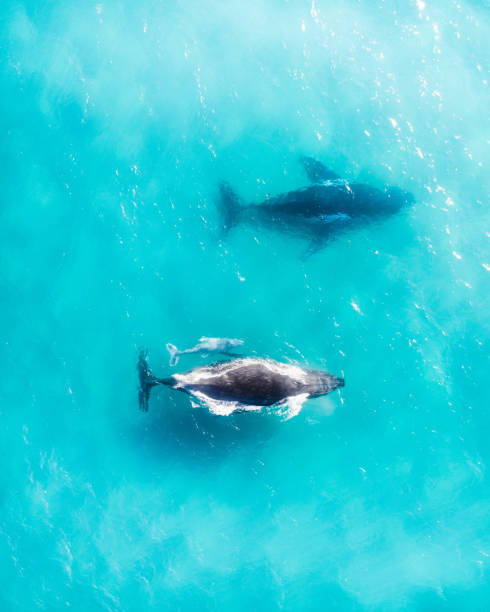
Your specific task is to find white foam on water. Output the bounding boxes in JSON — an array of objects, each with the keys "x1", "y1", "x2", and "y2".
[
  {"x1": 190, "y1": 390, "x2": 310, "y2": 419},
  {"x1": 191, "y1": 391, "x2": 264, "y2": 416}
]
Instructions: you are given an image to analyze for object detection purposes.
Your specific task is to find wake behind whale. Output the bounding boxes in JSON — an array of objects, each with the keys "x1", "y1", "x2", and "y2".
[
  {"x1": 217, "y1": 156, "x2": 414, "y2": 257},
  {"x1": 138, "y1": 351, "x2": 344, "y2": 419}
]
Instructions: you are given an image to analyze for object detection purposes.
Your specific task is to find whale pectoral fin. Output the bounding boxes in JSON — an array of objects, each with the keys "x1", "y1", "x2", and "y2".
[
  {"x1": 283, "y1": 393, "x2": 309, "y2": 420},
  {"x1": 300, "y1": 156, "x2": 340, "y2": 183},
  {"x1": 166, "y1": 343, "x2": 180, "y2": 366},
  {"x1": 301, "y1": 236, "x2": 328, "y2": 260}
]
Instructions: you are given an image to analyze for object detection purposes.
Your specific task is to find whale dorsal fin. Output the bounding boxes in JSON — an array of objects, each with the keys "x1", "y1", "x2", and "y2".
[{"x1": 300, "y1": 156, "x2": 340, "y2": 183}]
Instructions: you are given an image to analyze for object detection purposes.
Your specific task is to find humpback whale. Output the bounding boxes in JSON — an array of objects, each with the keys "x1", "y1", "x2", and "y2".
[
  {"x1": 217, "y1": 156, "x2": 414, "y2": 257},
  {"x1": 166, "y1": 337, "x2": 244, "y2": 366},
  {"x1": 138, "y1": 351, "x2": 343, "y2": 418}
]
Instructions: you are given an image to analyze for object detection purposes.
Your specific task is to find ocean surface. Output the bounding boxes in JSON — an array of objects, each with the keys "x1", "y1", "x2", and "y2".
[{"x1": 1, "y1": 1, "x2": 489, "y2": 610}]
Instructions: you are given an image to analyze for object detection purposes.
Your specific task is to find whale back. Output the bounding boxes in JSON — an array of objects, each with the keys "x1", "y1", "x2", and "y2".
[
  {"x1": 173, "y1": 358, "x2": 343, "y2": 407},
  {"x1": 173, "y1": 359, "x2": 306, "y2": 406}
]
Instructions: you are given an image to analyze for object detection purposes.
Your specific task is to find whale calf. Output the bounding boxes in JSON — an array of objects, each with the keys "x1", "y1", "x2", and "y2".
[
  {"x1": 217, "y1": 156, "x2": 414, "y2": 257},
  {"x1": 138, "y1": 351, "x2": 343, "y2": 418},
  {"x1": 166, "y1": 337, "x2": 244, "y2": 366}
]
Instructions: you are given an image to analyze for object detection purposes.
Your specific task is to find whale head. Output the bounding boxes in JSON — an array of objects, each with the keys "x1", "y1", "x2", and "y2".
[
  {"x1": 304, "y1": 369, "x2": 344, "y2": 398},
  {"x1": 386, "y1": 186, "x2": 415, "y2": 210}
]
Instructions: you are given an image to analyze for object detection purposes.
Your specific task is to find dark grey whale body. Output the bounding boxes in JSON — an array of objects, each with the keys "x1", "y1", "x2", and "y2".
[
  {"x1": 138, "y1": 352, "x2": 343, "y2": 417},
  {"x1": 218, "y1": 156, "x2": 414, "y2": 257}
]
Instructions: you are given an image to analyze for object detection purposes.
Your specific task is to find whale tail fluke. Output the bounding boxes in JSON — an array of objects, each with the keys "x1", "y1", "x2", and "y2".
[
  {"x1": 217, "y1": 181, "x2": 244, "y2": 234},
  {"x1": 166, "y1": 343, "x2": 180, "y2": 366},
  {"x1": 138, "y1": 350, "x2": 157, "y2": 412},
  {"x1": 137, "y1": 350, "x2": 173, "y2": 411}
]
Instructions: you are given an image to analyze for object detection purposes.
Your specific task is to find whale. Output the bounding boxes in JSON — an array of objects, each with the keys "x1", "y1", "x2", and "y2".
[
  {"x1": 166, "y1": 337, "x2": 244, "y2": 366},
  {"x1": 217, "y1": 156, "x2": 414, "y2": 257},
  {"x1": 138, "y1": 351, "x2": 344, "y2": 418}
]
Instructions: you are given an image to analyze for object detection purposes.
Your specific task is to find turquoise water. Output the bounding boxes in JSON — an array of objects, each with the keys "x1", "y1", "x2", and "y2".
[{"x1": 2, "y1": 0, "x2": 489, "y2": 609}]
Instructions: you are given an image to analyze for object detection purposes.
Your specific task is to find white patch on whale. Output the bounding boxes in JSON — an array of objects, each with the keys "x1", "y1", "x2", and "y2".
[{"x1": 316, "y1": 213, "x2": 351, "y2": 224}]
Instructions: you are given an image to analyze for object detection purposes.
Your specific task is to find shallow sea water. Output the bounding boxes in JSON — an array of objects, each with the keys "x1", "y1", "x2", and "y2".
[{"x1": 1, "y1": 0, "x2": 489, "y2": 609}]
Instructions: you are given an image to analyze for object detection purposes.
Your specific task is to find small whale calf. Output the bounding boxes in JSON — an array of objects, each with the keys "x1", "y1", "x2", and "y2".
[
  {"x1": 217, "y1": 156, "x2": 414, "y2": 257},
  {"x1": 138, "y1": 351, "x2": 344, "y2": 418},
  {"x1": 166, "y1": 337, "x2": 244, "y2": 366}
]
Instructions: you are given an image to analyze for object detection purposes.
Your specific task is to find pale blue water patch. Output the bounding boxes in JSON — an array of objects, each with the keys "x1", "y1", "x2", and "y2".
[{"x1": 1, "y1": 0, "x2": 489, "y2": 609}]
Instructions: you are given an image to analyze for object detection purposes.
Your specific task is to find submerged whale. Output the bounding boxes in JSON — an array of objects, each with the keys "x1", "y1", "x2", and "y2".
[
  {"x1": 218, "y1": 156, "x2": 414, "y2": 257},
  {"x1": 138, "y1": 351, "x2": 343, "y2": 418},
  {"x1": 166, "y1": 337, "x2": 244, "y2": 366}
]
